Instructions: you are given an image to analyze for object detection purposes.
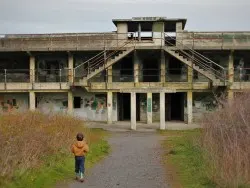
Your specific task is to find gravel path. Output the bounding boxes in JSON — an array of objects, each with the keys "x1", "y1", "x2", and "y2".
[{"x1": 67, "y1": 132, "x2": 169, "y2": 188}]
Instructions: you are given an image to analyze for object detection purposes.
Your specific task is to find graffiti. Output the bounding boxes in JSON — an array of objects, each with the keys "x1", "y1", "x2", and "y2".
[
  {"x1": 83, "y1": 94, "x2": 107, "y2": 114},
  {"x1": 0, "y1": 98, "x2": 19, "y2": 112}
]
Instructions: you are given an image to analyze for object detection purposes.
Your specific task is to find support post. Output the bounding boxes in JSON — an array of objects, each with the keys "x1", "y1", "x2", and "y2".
[
  {"x1": 68, "y1": 54, "x2": 74, "y2": 83},
  {"x1": 160, "y1": 50, "x2": 166, "y2": 83},
  {"x1": 160, "y1": 92, "x2": 166, "y2": 130},
  {"x1": 30, "y1": 56, "x2": 35, "y2": 83},
  {"x1": 187, "y1": 91, "x2": 193, "y2": 124},
  {"x1": 228, "y1": 50, "x2": 234, "y2": 83},
  {"x1": 188, "y1": 67, "x2": 193, "y2": 84},
  {"x1": 131, "y1": 92, "x2": 136, "y2": 130},
  {"x1": 134, "y1": 51, "x2": 139, "y2": 83},
  {"x1": 138, "y1": 23, "x2": 141, "y2": 41},
  {"x1": 108, "y1": 67, "x2": 112, "y2": 83},
  {"x1": 107, "y1": 91, "x2": 113, "y2": 124},
  {"x1": 29, "y1": 91, "x2": 36, "y2": 111},
  {"x1": 68, "y1": 91, "x2": 73, "y2": 114},
  {"x1": 147, "y1": 92, "x2": 153, "y2": 124},
  {"x1": 228, "y1": 90, "x2": 234, "y2": 104}
]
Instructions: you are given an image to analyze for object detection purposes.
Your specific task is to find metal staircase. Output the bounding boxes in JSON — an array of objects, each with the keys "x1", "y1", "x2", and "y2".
[
  {"x1": 164, "y1": 34, "x2": 227, "y2": 86},
  {"x1": 74, "y1": 40, "x2": 134, "y2": 85}
]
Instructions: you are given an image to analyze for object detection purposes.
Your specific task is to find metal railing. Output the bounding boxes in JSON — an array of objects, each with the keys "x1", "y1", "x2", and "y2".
[
  {"x1": 74, "y1": 38, "x2": 135, "y2": 82},
  {"x1": 35, "y1": 69, "x2": 70, "y2": 82},
  {"x1": 234, "y1": 68, "x2": 250, "y2": 82},
  {"x1": 0, "y1": 69, "x2": 30, "y2": 83},
  {"x1": 164, "y1": 33, "x2": 227, "y2": 82}
]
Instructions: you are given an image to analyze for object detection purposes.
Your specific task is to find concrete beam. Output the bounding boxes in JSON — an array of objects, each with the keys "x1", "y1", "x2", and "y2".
[
  {"x1": 131, "y1": 92, "x2": 136, "y2": 130},
  {"x1": 187, "y1": 91, "x2": 193, "y2": 124},
  {"x1": 29, "y1": 91, "x2": 36, "y2": 111},
  {"x1": 68, "y1": 91, "x2": 73, "y2": 114},
  {"x1": 147, "y1": 92, "x2": 153, "y2": 124},
  {"x1": 160, "y1": 92, "x2": 165, "y2": 130},
  {"x1": 107, "y1": 91, "x2": 113, "y2": 124}
]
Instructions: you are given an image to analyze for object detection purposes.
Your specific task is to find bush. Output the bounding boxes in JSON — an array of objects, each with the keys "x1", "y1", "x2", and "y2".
[
  {"x1": 202, "y1": 93, "x2": 250, "y2": 187},
  {"x1": 0, "y1": 111, "x2": 91, "y2": 183}
]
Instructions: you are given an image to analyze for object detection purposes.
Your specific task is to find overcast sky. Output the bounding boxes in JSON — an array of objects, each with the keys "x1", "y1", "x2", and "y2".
[{"x1": 0, "y1": 0, "x2": 249, "y2": 34}]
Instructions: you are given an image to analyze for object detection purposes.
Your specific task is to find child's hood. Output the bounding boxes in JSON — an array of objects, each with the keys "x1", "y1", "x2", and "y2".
[{"x1": 74, "y1": 140, "x2": 87, "y2": 148}]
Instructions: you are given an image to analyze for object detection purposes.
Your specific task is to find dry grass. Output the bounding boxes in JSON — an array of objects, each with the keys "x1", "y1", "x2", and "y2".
[
  {"x1": 202, "y1": 93, "x2": 250, "y2": 187},
  {"x1": 0, "y1": 111, "x2": 94, "y2": 183}
]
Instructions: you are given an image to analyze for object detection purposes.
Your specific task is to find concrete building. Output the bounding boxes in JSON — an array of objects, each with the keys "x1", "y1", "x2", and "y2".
[{"x1": 0, "y1": 16, "x2": 249, "y2": 130}]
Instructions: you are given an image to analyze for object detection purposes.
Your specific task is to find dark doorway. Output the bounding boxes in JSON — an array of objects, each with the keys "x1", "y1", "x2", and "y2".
[
  {"x1": 136, "y1": 93, "x2": 140, "y2": 121},
  {"x1": 166, "y1": 93, "x2": 184, "y2": 121},
  {"x1": 74, "y1": 97, "x2": 81, "y2": 108},
  {"x1": 118, "y1": 93, "x2": 131, "y2": 121}
]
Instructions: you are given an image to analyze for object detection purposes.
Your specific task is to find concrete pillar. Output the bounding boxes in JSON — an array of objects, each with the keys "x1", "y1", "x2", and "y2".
[
  {"x1": 30, "y1": 56, "x2": 35, "y2": 83},
  {"x1": 160, "y1": 92, "x2": 166, "y2": 130},
  {"x1": 160, "y1": 50, "x2": 166, "y2": 83},
  {"x1": 187, "y1": 91, "x2": 193, "y2": 124},
  {"x1": 29, "y1": 91, "x2": 36, "y2": 111},
  {"x1": 68, "y1": 54, "x2": 74, "y2": 83},
  {"x1": 107, "y1": 92, "x2": 113, "y2": 124},
  {"x1": 228, "y1": 90, "x2": 234, "y2": 104},
  {"x1": 147, "y1": 93, "x2": 153, "y2": 124},
  {"x1": 68, "y1": 91, "x2": 73, "y2": 114},
  {"x1": 131, "y1": 92, "x2": 136, "y2": 130},
  {"x1": 176, "y1": 22, "x2": 183, "y2": 47},
  {"x1": 228, "y1": 50, "x2": 234, "y2": 83},
  {"x1": 138, "y1": 23, "x2": 141, "y2": 41},
  {"x1": 134, "y1": 51, "x2": 139, "y2": 83},
  {"x1": 108, "y1": 67, "x2": 112, "y2": 83},
  {"x1": 188, "y1": 67, "x2": 193, "y2": 83}
]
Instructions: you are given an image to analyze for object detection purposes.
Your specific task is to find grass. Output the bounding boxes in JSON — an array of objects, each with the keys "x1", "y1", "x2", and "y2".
[
  {"x1": 5, "y1": 128, "x2": 110, "y2": 188},
  {"x1": 160, "y1": 129, "x2": 216, "y2": 188}
]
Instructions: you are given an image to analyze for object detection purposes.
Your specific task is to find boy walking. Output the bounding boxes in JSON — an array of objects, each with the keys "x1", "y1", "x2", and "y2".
[{"x1": 71, "y1": 133, "x2": 89, "y2": 182}]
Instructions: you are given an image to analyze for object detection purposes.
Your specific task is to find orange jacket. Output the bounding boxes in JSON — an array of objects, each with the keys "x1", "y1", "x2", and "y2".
[{"x1": 71, "y1": 140, "x2": 89, "y2": 156}]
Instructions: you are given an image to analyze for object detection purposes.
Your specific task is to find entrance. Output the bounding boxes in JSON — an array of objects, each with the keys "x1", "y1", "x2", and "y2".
[
  {"x1": 166, "y1": 93, "x2": 184, "y2": 121},
  {"x1": 118, "y1": 93, "x2": 131, "y2": 121}
]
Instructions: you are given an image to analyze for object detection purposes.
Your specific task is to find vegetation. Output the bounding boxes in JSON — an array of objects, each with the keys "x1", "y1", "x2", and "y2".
[
  {"x1": 162, "y1": 93, "x2": 250, "y2": 188},
  {"x1": 0, "y1": 112, "x2": 110, "y2": 188}
]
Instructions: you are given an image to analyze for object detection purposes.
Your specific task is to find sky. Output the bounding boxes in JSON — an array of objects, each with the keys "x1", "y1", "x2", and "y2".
[{"x1": 0, "y1": 0, "x2": 250, "y2": 34}]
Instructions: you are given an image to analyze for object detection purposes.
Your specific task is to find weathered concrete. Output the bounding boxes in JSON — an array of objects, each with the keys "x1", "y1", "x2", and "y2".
[
  {"x1": 228, "y1": 50, "x2": 234, "y2": 84},
  {"x1": 131, "y1": 92, "x2": 136, "y2": 130},
  {"x1": 68, "y1": 132, "x2": 169, "y2": 188},
  {"x1": 134, "y1": 51, "x2": 139, "y2": 83},
  {"x1": 160, "y1": 50, "x2": 166, "y2": 83},
  {"x1": 160, "y1": 92, "x2": 166, "y2": 130},
  {"x1": 29, "y1": 91, "x2": 35, "y2": 110},
  {"x1": 187, "y1": 91, "x2": 193, "y2": 124},
  {"x1": 107, "y1": 91, "x2": 113, "y2": 124},
  {"x1": 68, "y1": 91, "x2": 73, "y2": 114},
  {"x1": 147, "y1": 92, "x2": 153, "y2": 124},
  {"x1": 29, "y1": 56, "x2": 35, "y2": 83},
  {"x1": 68, "y1": 54, "x2": 74, "y2": 83}
]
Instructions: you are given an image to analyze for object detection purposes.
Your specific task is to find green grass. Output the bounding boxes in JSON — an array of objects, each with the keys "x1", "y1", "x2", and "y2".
[
  {"x1": 4, "y1": 128, "x2": 110, "y2": 188},
  {"x1": 161, "y1": 129, "x2": 216, "y2": 188}
]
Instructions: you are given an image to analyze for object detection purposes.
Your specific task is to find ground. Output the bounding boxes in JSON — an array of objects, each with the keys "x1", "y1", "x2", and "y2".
[{"x1": 63, "y1": 131, "x2": 169, "y2": 188}]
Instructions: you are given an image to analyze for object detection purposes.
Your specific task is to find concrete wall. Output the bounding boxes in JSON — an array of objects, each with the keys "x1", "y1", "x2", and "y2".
[
  {"x1": 0, "y1": 93, "x2": 29, "y2": 113},
  {"x1": 36, "y1": 92, "x2": 68, "y2": 113},
  {"x1": 72, "y1": 89, "x2": 118, "y2": 121}
]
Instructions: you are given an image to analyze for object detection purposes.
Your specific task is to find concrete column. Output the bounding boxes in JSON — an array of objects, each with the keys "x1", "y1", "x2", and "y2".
[
  {"x1": 160, "y1": 92, "x2": 166, "y2": 130},
  {"x1": 228, "y1": 90, "x2": 234, "y2": 104},
  {"x1": 147, "y1": 93, "x2": 153, "y2": 124},
  {"x1": 176, "y1": 22, "x2": 183, "y2": 47},
  {"x1": 188, "y1": 67, "x2": 193, "y2": 83},
  {"x1": 138, "y1": 23, "x2": 141, "y2": 41},
  {"x1": 68, "y1": 91, "x2": 73, "y2": 114},
  {"x1": 134, "y1": 51, "x2": 139, "y2": 83},
  {"x1": 228, "y1": 50, "x2": 234, "y2": 83},
  {"x1": 68, "y1": 54, "x2": 74, "y2": 83},
  {"x1": 107, "y1": 92, "x2": 113, "y2": 124},
  {"x1": 160, "y1": 50, "x2": 166, "y2": 83},
  {"x1": 30, "y1": 56, "x2": 35, "y2": 83},
  {"x1": 131, "y1": 92, "x2": 136, "y2": 130},
  {"x1": 187, "y1": 91, "x2": 193, "y2": 124},
  {"x1": 29, "y1": 91, "x2": 36, "y2": 111},
  {"x1": 108, "y1": 67, "x2": 112, "y2": 83}
]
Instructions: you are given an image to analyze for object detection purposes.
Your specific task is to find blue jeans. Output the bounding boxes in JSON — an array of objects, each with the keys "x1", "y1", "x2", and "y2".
[{"x1": 75, "y1": 156, "x2": 85, "y2": 174}]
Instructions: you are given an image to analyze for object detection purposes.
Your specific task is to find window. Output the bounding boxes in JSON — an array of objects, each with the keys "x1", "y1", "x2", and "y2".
[{"x1": 74, "y1": 97, "x2": 81, "y2": 108}]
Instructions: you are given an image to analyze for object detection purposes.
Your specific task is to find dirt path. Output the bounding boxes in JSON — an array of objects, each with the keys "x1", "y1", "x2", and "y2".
[{"x1": 67, "y1": 132, "x2": 169, "y2": 188}]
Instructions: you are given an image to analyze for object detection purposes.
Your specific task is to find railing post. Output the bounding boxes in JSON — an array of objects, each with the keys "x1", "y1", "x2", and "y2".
[
  {"x1": 59, "y1": 69, "x2": 62, "y2": 83},
  {"x1": 240, "y1": 67, "x2": 242, "y2": 82},
  {"x1": 4, "y1": 69, "x2": 7, "y2": 83},
  {"x1": 88, "y1": 61, "x2": 90, "y2": 74}
]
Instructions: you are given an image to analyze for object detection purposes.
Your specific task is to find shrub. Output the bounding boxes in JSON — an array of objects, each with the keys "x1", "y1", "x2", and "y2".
[
  {"x1": 202, "y1": 93, "x2": 250, "y2": 187},
  {"x1": 0, "y1": 111, "x2": 90, "y2": 182}
]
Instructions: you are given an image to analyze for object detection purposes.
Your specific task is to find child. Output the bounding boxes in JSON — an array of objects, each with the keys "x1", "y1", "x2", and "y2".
[{"x1": 71, "y1": 133, "x2": 89, "y2": 182}]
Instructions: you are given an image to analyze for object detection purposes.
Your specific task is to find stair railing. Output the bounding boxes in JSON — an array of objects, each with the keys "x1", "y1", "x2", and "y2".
[
  {"x1": 74, "y1": 35, "x2": 135, "y2": 82},
  {"x1": 164, "y1": 33, "x2": 227, "y2": 82}
]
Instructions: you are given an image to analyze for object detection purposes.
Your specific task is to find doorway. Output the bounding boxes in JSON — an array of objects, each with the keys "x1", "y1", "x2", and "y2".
[
  {"x1": 118, "y1": 93, "x2": 131, "y2": 121},
  {"x1": 166, "y1": 93, "x2": 184, "y2": 121}
]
